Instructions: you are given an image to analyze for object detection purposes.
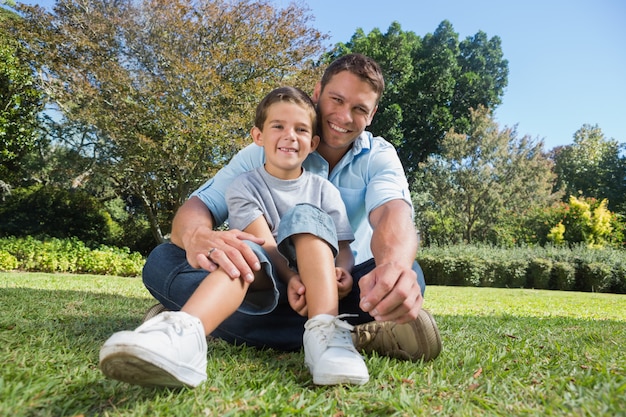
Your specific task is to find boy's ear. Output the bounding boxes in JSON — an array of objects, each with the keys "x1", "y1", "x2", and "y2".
[
  {"x1": 251, "y1": 126, "x2": 263, "y2": 146},
  {"x1": 310, "y1": 134, "x2": 320, "y2": 152}
]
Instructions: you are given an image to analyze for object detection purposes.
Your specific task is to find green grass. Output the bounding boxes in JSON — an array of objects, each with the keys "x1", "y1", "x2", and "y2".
[{"x1": 1, "y1": 272, "x2": 625, "y2": 416}]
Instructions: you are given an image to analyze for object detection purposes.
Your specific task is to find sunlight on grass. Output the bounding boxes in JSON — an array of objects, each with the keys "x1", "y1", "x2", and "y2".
[
  {"x1": 1, "y1": 272, "x2": 624, "y2": 416},
  {"x1": 426, "y1": 285, "x2": 626, "y2": 321}
]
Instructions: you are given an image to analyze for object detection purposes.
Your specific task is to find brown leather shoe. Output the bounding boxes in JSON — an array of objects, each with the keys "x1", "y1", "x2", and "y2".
[
  {"x1": 352, "y1": 309, "x2": 442, "y2": 361},
  {"x1": 142, "y1": 302, "x2": 169, "y2": 322}
]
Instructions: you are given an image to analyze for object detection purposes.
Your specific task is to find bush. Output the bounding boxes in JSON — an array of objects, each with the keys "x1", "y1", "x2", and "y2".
[
  {"x1": 418, "y1": 244, "x2": 626, "y2": 294},
  {"x1": 0, "y1": 236, "x2": 144, "y2": 276},
  {"x1": 0, "y1": 185, "x2": 117, "y2": 246},
  {"x1": 526, "y1": 258, "x2": 552, "y2": 289},
  {"x1": 0, "y1": 250, "x2": 18, "y2": 271}
]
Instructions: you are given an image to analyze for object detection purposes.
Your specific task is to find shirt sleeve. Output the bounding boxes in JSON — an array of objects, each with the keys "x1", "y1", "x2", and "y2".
[
  {"x1": 225, "y1": 174, "x2": 265, "y2": 232},
  {"x1": 191, "y1": 144, "x2": 265, "y2": 225},
  {"x1": 364, "y1": 139, "x2": 413, "y2": 217}
]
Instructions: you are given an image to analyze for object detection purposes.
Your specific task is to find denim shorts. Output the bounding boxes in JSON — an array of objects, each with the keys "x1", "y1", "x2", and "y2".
[{"x1": 239, "y1": 203, "x2": 338, "y2": 315}]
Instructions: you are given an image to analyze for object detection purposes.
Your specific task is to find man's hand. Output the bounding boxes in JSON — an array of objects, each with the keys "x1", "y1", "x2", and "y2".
[
  {"x1": 171, "y1": 196, "x2": 264, "y2": 283},
  {"x1": 363, "y1": 199, "x2": 422, "y2": 323},
  {"x1": 358, "y1": 262, "x2": 423, "y2": 324},
  {"x1": 187, "y1": 227, "x2": 264, "y2": 283},
  {"x1": 287, "y1": 275, "x2": 307, "y2": 317}
]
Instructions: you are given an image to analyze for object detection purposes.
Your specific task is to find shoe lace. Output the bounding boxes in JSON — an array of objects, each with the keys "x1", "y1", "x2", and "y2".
[
  {"x1": 353, "y1": 321, "x2": 395, "y2": 351},
  {"x1": 135, "y1": 311, "x2": 189, "y2": 337},
  {"x1": 325, "y1": 314, "x2": 357, "y2": 349}
]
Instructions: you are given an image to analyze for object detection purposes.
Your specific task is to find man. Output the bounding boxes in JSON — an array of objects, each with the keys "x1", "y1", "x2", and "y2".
[{"x1": 102, "y1": 54, "x2": 441, "y2": 387}]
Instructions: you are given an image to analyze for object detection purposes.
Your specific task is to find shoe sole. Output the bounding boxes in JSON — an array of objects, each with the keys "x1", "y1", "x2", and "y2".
[
  {"x1": 99, "y1": 344, "x2": 205, "y2": 388},
  {"x1": 400, "y1": 309, "x2": 442, "y2": 361},
  {"x1": 313, "y1": 373, "x2": 369, "y2": 385}
]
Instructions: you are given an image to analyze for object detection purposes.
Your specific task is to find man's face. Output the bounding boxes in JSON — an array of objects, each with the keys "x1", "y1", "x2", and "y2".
[{"x1": 312, "y1": 71, "x2": 379, "y2": 152}]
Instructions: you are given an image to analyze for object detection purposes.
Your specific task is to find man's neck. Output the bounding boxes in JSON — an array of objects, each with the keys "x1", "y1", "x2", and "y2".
[{"x1": 317, "y1": 142, "x2": 352, "y2": 172}]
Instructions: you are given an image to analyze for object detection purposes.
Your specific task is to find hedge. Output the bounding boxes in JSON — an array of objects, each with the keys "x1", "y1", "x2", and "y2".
[
  {"x1": 0, "y1": 236, "x2": 144, "y2": 277},
  {"x1": 418, "y1": 244, "x2": 626, "y2": 294}
]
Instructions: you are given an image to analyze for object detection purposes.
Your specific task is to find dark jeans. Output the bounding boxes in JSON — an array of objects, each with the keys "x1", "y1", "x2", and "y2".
[{"x1": 142, "y1": 242, "x2": 426, "y2": 351}]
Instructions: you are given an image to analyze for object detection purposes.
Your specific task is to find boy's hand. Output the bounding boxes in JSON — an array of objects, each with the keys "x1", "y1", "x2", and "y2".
[
  {"x1": 335, "y1": 267, "x2": 353, "y2": 300},
  {"x1": 287, "y1": 275, "x2": 307, "y2": 317}
]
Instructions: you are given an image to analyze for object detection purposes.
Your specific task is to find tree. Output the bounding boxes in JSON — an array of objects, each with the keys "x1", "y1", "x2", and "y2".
[
  {"x1": 11, "y1": 0, "x2": 326, "y2": 243},
  {"x1": 0, "y1": 7, "x2": 43, "y2": 185},
  {"x1": 323, "y1": 20, "x2": 508, "y2": 174},
  {"x1": 552, "y1": 124, "x2": 626, "y2": 213},
  {"x1": 546, "y1": 196, "x2": 621, "y2": 249},
  {"x1": 413, "y1": 106, "x2": 557, "y2": 245}
]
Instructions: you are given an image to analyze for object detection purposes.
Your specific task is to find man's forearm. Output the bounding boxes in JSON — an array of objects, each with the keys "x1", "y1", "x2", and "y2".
[
  {"x1": 170, "y1": 196, "x2": 215, "y2": 250},
  {"x1": 369, "y1": 199, "x2": 418, "y2": 267}
]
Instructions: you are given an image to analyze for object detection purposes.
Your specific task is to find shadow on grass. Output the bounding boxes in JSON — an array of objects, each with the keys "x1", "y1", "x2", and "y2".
[{"x1": 1, "y1": 286, "x2": 625, "y2": 416}]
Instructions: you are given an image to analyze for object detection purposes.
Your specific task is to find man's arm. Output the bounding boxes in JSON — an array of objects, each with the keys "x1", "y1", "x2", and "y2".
[
  {"x1": 170, "y1": 196, "x2": 263, "y2": 282},
  {"x1": 358, "y1": 199, "x2": 423, "y2": 323}
]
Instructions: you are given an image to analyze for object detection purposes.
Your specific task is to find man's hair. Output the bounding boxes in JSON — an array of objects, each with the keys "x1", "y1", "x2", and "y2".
[
  {"x1": 320, "y1": 53, "x2": 385, "y2": 101},
  {"x1": 254, "y1": 86, "x2": 317, "y2": 136}
]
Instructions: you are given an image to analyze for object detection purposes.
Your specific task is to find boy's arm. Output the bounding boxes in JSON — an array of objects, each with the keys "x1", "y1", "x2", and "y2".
[
  {"x1": 335, "y1": 240, "x2": 354, "y2": 300},
  {"x1": 335, "y1": 241, "x2": 354, "y2": 272}
]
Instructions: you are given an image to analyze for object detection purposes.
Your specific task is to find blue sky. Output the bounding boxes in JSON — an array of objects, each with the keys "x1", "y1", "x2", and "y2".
[{"x1": 16, "y1": 0, "x2": 626, "y2": 150}]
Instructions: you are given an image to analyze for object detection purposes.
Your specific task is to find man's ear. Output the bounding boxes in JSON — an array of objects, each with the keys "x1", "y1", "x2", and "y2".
[
  {"x1": 366, "y1": 105, "x2": 378, "y2": 127},
  {"x1": 251, "y1": 126, "x2": 263, "y2": 147},
  {"x1": 310, "y1": 134, "x2": 320, "y2": 152},
  {"x1": 311, "y1": 81, "x2": 322, "y2": 104}
]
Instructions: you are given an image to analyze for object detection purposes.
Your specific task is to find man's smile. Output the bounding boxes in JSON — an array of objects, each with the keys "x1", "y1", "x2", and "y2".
[{"x1": 329, "y1": 122, "x2": 349, "y2": 133}]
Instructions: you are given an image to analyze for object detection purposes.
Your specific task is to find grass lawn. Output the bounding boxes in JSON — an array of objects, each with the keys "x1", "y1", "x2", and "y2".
[{"x1": 1, "y1": 272, "x2": 625, "y2": 416}]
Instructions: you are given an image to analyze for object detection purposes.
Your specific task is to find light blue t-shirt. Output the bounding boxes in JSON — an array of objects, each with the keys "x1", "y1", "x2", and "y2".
[{"x1": 192, "y1": 131, "x2": 412, "y2": 264}]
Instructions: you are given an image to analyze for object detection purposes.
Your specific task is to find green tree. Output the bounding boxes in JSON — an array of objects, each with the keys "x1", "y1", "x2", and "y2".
[
  {"x1": 413, "y1": 106, "x2": 557, "y2": 245},
  {"x1": 0, "y1": 7, "x2": 43, "y2": 185},
  {"x1": 323, "y1": 20, "x2": 508, "y2": 173},
  {"x1": 11, "y1": 0, "x2": 326, "y2": 244},
  {"x1": 553, "y1": 124, "x2": 626, "y2": 213}
]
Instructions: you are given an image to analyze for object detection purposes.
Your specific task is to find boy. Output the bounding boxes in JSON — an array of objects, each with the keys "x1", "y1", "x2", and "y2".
[{"x1": 99, "y1": 87, "x2": 369, "y2": 387}]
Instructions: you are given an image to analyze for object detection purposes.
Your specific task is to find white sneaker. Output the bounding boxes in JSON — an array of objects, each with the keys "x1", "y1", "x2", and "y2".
[
  {"x1": 304, "y1": 314, "x2": 369, "y2": 385},
  {"x1": 99, "y1": 311, "x2": 207, "y2": 388}
]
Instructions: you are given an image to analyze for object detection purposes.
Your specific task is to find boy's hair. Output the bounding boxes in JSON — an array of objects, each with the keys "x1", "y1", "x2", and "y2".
[
  {"x1": 320, "y1": 53, "x2": 385, "y2": 102},
  {"x1": 254, "y1": 86, "x2": 317, "y2": 136}
]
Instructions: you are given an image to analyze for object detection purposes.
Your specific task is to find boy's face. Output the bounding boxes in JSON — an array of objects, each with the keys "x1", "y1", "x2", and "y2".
[
  {"x1": 312, "y1": 70, "x2": 379, "y2": 153},
  {"x1": 251, "y1": 101, "x2": 319, "y2": 180}
]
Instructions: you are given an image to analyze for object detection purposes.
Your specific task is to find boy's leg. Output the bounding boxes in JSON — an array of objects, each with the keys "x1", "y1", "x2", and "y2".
[
  {"x1": 143, "y1": 241, "x2": 307, "y2": 350},
  {"x1": 290, "y1": 233, "x2": 338, "y2": 317},
  {"x1": 279, "y1": 204, "x2": 369, "y2": 385}
]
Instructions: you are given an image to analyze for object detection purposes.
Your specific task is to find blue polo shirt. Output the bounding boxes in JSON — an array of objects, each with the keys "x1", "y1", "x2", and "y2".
[{"x1": 192, "y1": 131, "x2": 413, "y2": 264}]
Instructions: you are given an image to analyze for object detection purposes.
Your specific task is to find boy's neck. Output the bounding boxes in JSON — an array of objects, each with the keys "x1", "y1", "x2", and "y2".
[{"x1": 263, "y1": 164, "x2": 303, "y2": 180}]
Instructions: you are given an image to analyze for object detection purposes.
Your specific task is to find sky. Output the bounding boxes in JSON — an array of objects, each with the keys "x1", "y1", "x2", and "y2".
[{"x1": 14, "y1": 0, "x2": 626, "y2": 151}]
